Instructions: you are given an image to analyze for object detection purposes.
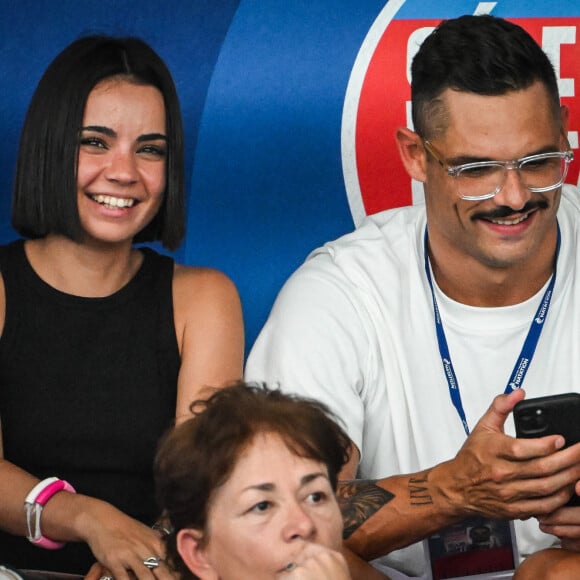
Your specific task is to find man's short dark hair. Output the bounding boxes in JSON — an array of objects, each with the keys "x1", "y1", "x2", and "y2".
[
  {"x1": 12, "y1": 35, "x2": 185, "y2": 250},
  {"x1": 411, "y1": 15, "x2": 561, "y2": 139}
]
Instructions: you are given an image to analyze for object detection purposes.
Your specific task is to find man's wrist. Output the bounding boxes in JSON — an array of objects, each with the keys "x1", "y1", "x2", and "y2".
[{"x1": 429, "y1": 459, "x2": 469, "y2": 522}]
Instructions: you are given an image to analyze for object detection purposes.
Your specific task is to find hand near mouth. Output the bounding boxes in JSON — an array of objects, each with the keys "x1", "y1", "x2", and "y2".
[{"x1": 276, "y1": 543, "x2": 351, "y2": 579}]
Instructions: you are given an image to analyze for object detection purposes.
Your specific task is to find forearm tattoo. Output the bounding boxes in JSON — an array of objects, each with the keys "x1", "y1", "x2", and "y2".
[
  {"x1": 337, "y1": 479, "x2": 395, "y2": 539},
  {"x1": 408, "y1": 472, "x2": 433, "y2": 505}
]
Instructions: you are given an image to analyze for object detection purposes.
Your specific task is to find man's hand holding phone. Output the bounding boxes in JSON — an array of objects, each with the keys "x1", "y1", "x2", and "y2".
[
  {"x1": 512, "y1": 392, "x2": 580, "y2": 549},
  {"x1": 434, "y1": 390, "x2": 580, "y2": 523}
]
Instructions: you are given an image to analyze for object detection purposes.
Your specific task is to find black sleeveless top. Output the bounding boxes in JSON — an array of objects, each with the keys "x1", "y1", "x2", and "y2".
[{"x1": 0, "y1": 241, "x2": 180, "y2": 573}]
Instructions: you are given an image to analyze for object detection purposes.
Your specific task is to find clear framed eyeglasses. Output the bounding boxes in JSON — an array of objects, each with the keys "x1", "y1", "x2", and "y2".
[{"x1": 423, "y1": 138, "x2": 574, "y2": 201}]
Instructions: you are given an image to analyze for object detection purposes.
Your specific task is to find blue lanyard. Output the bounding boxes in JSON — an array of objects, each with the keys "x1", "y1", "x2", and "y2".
[{"x1": 423, "y1": 225, "x2": 560, "y2": 436}]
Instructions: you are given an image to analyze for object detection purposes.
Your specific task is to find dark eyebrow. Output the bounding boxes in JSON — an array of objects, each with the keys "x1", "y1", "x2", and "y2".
[
  {"x1": 245, "y1": 482, "x2": 274, "y2": 492},
  {"x1": 447, "y1": 155, "x2": 493, "y2": 166},
  {"x1": 137, "y1": 133, "x2": 167, "y2": 143},
  {"x1": 81, "y1": 126, "x2": 167, "y2": 143},
  {"x1": 242, "y1": 472, "x2": 329, "y2": 493},
  {"x1": 81, "y1": 125, "x2": 116, "y2": 137},
  {"x1": 301, "y1": 472, "x2": 328, "y2": 486},
  {"x1": 447, "y1": 145, "x2": 562, "y2": 167}
]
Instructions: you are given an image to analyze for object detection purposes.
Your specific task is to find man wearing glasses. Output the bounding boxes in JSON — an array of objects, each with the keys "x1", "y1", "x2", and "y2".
[{"x1": 246, "y1": 14, "x2": 580, "y2": 577}]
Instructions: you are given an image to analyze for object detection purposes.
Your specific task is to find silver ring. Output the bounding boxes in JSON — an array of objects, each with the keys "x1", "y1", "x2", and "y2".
[
  {"x1": 152, "y1": 522, "x2": 172, "y2": 536},
  {"x1": 143, "y1": 556, "x2": 162, "y2": 570},
  {"x1": 99, "y1": 576, "x2": 114, "y2": 580}
]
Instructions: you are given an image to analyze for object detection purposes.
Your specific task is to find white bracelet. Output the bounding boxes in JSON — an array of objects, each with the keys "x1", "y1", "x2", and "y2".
[{"x1": 24, "y1": 477, "x2": 76, "y2": 550}]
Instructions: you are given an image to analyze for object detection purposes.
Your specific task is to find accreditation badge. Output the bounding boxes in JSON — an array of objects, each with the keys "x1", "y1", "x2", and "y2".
[{"x1": 424, "y1": 517, "x2": 519, "y2": 579}]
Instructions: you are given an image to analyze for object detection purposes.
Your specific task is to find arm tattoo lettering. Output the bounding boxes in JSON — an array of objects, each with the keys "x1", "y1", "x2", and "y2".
[
  {"x1": 337, "y1": 479, "x2": 395, "y2": 539},
  {"x1": 408, "y1": 472, "x2": 433, "y2": 505}
]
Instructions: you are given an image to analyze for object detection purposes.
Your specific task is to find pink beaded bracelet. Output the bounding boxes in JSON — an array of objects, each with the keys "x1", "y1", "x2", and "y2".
[{"x1": 24, "y1": 477, "x2": 76, "y2": 549}]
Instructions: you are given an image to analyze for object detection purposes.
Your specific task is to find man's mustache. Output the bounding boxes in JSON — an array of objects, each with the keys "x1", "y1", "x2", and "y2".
[{"x1": 473, "y1": 200, "x2": 549, "y2": 221}]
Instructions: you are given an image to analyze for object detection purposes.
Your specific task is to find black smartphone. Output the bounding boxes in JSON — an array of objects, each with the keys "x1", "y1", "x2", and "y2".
[{"x1": 514, "y1": 393, "x2": 580, "y2": 507}]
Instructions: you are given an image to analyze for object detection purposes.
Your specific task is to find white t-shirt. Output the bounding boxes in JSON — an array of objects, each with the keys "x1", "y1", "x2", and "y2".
[{"x1": 246, "y1": 184, "x2": 580, "y2": 577}]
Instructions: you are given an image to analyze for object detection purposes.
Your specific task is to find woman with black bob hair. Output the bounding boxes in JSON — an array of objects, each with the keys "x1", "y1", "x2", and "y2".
[
  {"x1": 13, "y1": 36, "x2": 184, "y2": 248},
  {"x1": 0, "y1": 36, "x2": 243, "y2": 577}
]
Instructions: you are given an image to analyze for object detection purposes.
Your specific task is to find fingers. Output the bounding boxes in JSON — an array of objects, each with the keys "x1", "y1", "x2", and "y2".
[
  {"x1": 106, "y1": 550, "x2": 170, "y2": 580},
  {"x1": 510, "y1": 433, "x2": 566, "y2": 461},
  {"x1": 81, "y1": 502, "x2": 173, "y2": 580},
  {"x1": 96, "y1": 556, "x2": 174, "y2": 580},
  {"x1": 459, "y1": 449, "x2": 580, "y2": 516},
  {"x1": 561, "y1": 537, "x2": 580, "y2": 551},
  {"x1": 143, "y1": 557, "x2": 175, "y2": 580},
  {"x1": 85, "y1": 562, "x2": 107, "y2": 580},
  {"x1": 540, "y1": 506, "x2": 580, "y2": 527},
  {"x1": 140, "y1": 558, "x2": 174, "y2": 580},
  {"x1": 509, "y1": 440, "x2": 580, "y2": 480},
  {"x1": 473, "y1": 389, "x2": 525, "y2": 434},
  {"x1": 447, "y1": 397, "x2": 580, "y2": 521},
  {"x1": 537, "y1": 505, "x2": 580, "y2": 541},
  {"x1": 468, "y1": 391, "x2": 567, "y2": 463},
  {"x1": 502, "y1": 436, "x2": 580, "y2": 499},
  {"x1": 279, "y1": 544, "x2": 350, "y2": 580},
  {"x1": 542, "y1": 524, "x2": 580, "y2": 542}
]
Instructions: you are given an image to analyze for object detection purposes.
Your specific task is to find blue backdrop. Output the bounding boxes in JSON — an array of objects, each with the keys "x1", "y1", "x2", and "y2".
[{"x1": 1, "y1": 1, "x2": 579, "y2": 354}]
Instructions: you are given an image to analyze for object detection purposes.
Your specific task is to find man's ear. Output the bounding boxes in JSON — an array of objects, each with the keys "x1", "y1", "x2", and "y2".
[
  {"x1": 561, "y1": 105, "x2": 570, "y2": 135},
  {"x1": 395, "y1": 127, "x2": 428, "y2": 182},
  {"x1": 177, "y1": 529, "x2": 218, "y2": 580}
]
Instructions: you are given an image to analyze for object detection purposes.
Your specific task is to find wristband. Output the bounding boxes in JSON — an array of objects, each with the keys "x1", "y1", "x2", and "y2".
[{"x1": 24, "y1": 477, "x2": 76, "y2": 549}]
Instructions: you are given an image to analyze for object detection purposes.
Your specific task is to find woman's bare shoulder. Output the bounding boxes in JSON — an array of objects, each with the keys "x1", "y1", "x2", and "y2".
[
  {"x1": 172, "y1": 264, "x2": 240, "y2": 303},
  {"x1": 171, "y1": 264, "x2": 242, "y2": 335}
]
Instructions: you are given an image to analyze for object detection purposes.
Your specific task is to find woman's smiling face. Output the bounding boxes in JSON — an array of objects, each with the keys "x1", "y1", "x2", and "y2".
[{"x1": 76, "y1": 77, "x2": 167, "y2": 247}]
